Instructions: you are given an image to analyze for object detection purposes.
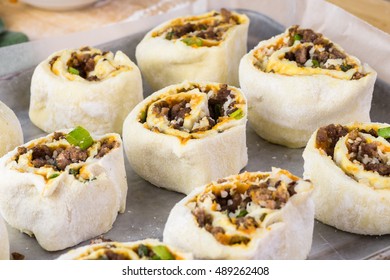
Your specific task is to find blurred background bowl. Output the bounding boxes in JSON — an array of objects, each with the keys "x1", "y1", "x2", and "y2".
[{"x1": 20, "y1": 0, "x2": 99, "y2": 11}]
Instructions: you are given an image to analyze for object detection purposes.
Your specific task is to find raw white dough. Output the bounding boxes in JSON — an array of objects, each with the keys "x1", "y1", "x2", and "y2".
[
  {"x1": 303, "y1": 122, "x2": 390, "y2": 235},
  {"x1": 29, "y1": 48, "x2": 143, "y2": 135},
  {"x1": 136, "y1": 11, "x2": 249, "y2": 91},
  {"x1": 163, "y1": 169, "x2": 314, "y2": 259},
  {"x1": 0, "y1": 100, "x2": 23, "y2": 157},
  {"x1": 0, "y1": 131, "x2": 128, "y2": 251},
  {"x1": 123, "y1": 81, "x2": 248, "y2": 195},
  {"x1": 239, "y1": 29, "x2": 377, "y2": 148},
  {"x1": 0, "y1": 216, "x2": 9, "y2": 260}
]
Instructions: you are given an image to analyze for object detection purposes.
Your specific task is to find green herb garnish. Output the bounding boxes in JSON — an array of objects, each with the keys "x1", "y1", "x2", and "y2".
[
  {"x1": 139, "y1": 110, "x2": 147, "y2": 123},
  {"x1": 199, "y1": 24, "x2": 208, "y2": 30},
  {"x1": 137, "y1": 244, "x2": 149, "y2": 258},
  {"x1": 68, "y1": 67, "x2": 80, "y2": 75},
  {"x1": 293, "y1": 34, "x2": 302, "y2": 41},
  {"x1": 340, "y1": 64, "x2": 352, "y2": 72},
  {"x1": 312, "y1": 59, "x2": 320, "y2": 68},
  {"x1": 236, "y1": 209, "x2": 248, "y2": 218},
  {"x1": 378, "y1": 127, "x2": 390, "y2": 138},
  {"x1": 181, "y1": 37, "x2": 203, "y2": 47},
  {"x1": 48, "y1": 173, "x2": 60, "y2": 179},
  {"x1": 69, "y1": 168, "x2": 80, "y2": 176},
  {"x1": 151, "y1": 245, "x2": 174, "y2": 260},
  {"x1": 84, "y1": 177, "x2": 97, "y2": 183},
  {"x1": 229, "y1": 108, "x2": 244, "y2": 120},
  {"x1": 165, "y1": 32, "x2": 174, "y2": 40},
  {"x1": 66, "y1": 126, "x2": 93, "y2": 150}
]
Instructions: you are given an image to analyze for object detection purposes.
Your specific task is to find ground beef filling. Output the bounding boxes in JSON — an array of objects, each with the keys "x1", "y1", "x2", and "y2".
[
  {"x1": 96, "y1": 244, "x2": 175, "y2": 260},
  {"x1": 288, "y1": 26, "x2": 327, "y2": 46},
  {"x1": 287, "y1": 26, "x2": 346, "y2": 64},
  {"x1": 49, "y1": 55, "x2": 59, "y2": 68},
  {"x1": 66, "y1": 49, "x2": 100, "y2": 81},
  {"x1": 96, "y1": 139, "x2": 119, "y2": 159},
  {"x1": 164, "y1": 8, "x2": 239, "y2": 41},
  {"x1": 192, "y1": 207, "x2": 250, "y2": 245},
  {"x1": 152, "y1": 100, "x2": 192, "y2": 129},
  {"x1": 192, "y1": 179, "x2": 297, "y2": 245},
  {"x1": 30, "y1": 144, "x2": 88, "y2": 171},
  {"x1": 316, "y1": 125, "x2": 390, "y2": 176},
  {"x1": 247, "y1": 179, "x2": 295, "y2": 209},
  {"x1": 102, "y1": 250, "x2": 127, "y2": 260},
  {"x1": 347, "y1": 130, "x2": 390, "y2": 176},
  {"x1": 208, "y1": 84, "x2": 238, "y2": 119},
  {"x1": 284, "y1": 26, "x2": 364, "y2": 79},
  {"x1": 15, "y1": 136, "x2": 118, "y2": 172},
  {"x1": 150, "y1": 84, "x2": 239, "y2": 132},
  {"x1": 316, "y1": 124, "x2": 349, "y2": 157}
]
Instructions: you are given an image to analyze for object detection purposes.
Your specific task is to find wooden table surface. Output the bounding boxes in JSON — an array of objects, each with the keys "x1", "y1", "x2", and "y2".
[
  {"x1": 0, "y1": 0, "x2": 196, "y2": 40},
  {"x1": 0, "y1": 0, "x2": 389, "y2": 40},
  {"x1": 329, "y1": 0, "x2": 390, "y2": 34}
]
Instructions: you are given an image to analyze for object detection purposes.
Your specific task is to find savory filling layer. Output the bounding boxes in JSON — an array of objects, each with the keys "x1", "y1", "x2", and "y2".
[
  {"x1": 49, "y1": 46, "x2": 131, "y2": 81},
  {"x1": 152, "y1": 9, "x2": 243, "y2": 47},
  {"x1": 253, "y1": 25, "x2": 365, "y2": 80},
  {"x1": 315, "y1": 124, "x2": 390, "y2": 187},
  {"x1": 76, "y1": 242, "x2": 178, "y2": 260},
  {"x1": 139, "y1": 83, "x2": 245, "y2": 140},
  {"x1": 316, "y1": 124, "x2": 349, "y2": 156},
  {"x1": 9, "y1": 127, "x2": 118, "y2": 182},
  {"x1": 187, "y1": 170, "x2": 304, "y2": 246},
  {"x1": 346, "y1": 130, "x2": 390, "y2": 176}
]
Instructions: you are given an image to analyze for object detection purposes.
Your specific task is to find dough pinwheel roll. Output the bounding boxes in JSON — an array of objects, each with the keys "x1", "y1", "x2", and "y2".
[
  {"x1": 136, "y1": 9, "x2": 249, "y2": 90},
  {"x1": 0, "y1": 127, "x2": 127, "y2": 251},
  {"x1": 0, "y1": 216, "x2": 9, "y2": 260},
  {"x1": 303, "y1": 122, "x2": 390, "y2": 235},
  {"x1": 123, "y1": 81, "x2": 248, "y2": 195},
  {"x1": 0, "y1": 100, "x2": 23, "y2": 157},
  {"x1": 57, "y1": 239, "x2": 192, "y2": 260},
  {"x1": 29, "y1": 46, "x2": 143, "y2": 134},
  {"x1": 163, "y1": 168, "x2": 314, "y2": 259},
  {"x1": 239, "y1": 25, "x2": 377, "y2": 148}
]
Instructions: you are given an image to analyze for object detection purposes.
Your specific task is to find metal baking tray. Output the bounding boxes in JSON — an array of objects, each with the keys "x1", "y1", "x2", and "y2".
[{"x1": 0, "y1": 10, "x2": 389, "y2": 260}]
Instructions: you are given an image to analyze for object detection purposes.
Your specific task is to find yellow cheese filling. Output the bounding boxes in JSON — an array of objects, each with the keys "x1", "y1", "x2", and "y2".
[
  {"x1": 7, "y1": 133, "x2": 117, "y2": 184},
  {"x1": 334, "y1": 129, "x2": 390, "y2": 189},
  {"x1": 50, "y1": 47, "x2": 132, "y2": 81},
  {"x1": 75, "y1": 242, "x2": 182, "y2": 260},
  {"x1": 152, "y1": 9, "x2": 248, "y2": 47},
  {"x1": 188, "y1": 169, "x2": 311, "y2": 246},
  {"x1": 253, "y1": 26, "x2": 367, "y2": 80},
  {"x1": 138, "y1": 83, "x2": 246, "y2": 142},
  {"x1": 315, "y1": 123, "x2": 390, "y2": 189}
]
